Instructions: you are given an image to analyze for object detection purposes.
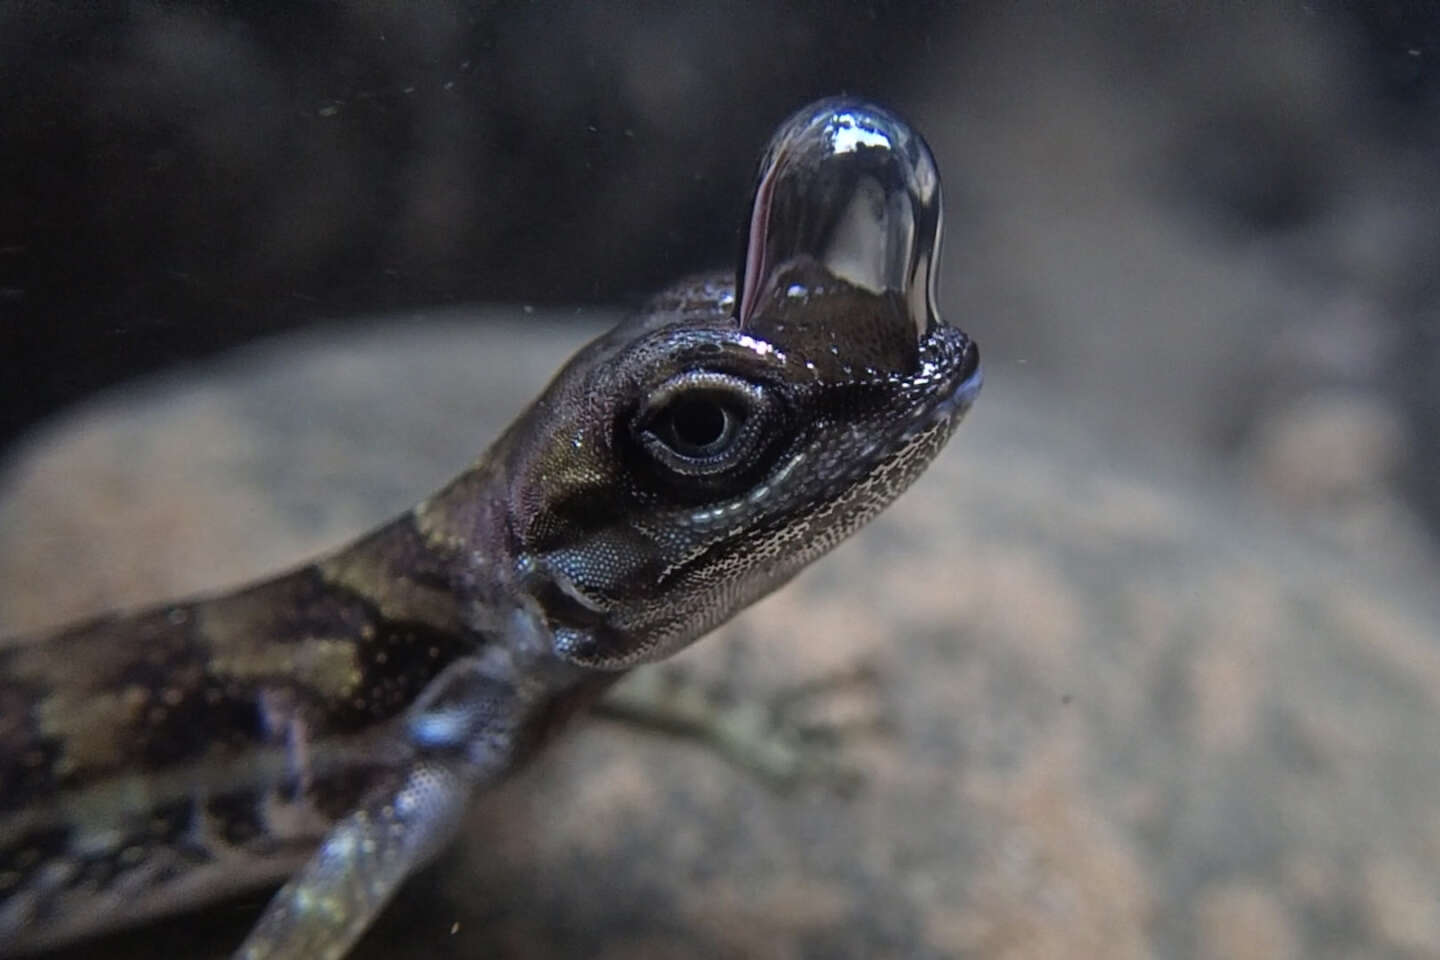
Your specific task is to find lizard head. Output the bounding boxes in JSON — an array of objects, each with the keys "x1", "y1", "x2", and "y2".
[{"x1": 502, "y1": 98, "x2": 981, "y2": 669}]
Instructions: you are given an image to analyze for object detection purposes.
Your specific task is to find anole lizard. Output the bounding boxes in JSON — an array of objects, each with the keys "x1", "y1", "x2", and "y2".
[{"x1": 0, "y1": 97, "x2": 981, "y2": 959}]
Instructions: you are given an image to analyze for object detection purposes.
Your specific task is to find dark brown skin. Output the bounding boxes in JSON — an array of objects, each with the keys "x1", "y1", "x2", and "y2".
[{"x1": 0, "y1": 98, "x2": 980, "y2": 959}]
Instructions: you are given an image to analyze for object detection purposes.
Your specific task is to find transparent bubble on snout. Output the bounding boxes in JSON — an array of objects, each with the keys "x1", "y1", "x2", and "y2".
[{"x1": 736, "y1": 98, "x2": 943, "y2": 345}]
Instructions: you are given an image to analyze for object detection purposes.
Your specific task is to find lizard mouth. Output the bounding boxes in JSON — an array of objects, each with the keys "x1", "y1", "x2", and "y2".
[
  {"x1": 903, "y1": 326, "x2": 982, "y2": 437},
  {"x1": 791, "y1": 325, "x2": 979, "y2": 516},
  {"x1": 936, "y1": 335, "x2": 982, "y2": 423}
]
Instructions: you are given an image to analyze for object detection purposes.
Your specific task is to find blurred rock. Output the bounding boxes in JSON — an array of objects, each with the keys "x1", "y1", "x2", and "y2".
[
  {"x1": 3, "y1": 314, "x2": 1439, "y2": 959},
  {"x1": 1251, "y1": 390, "x2": 1404, "y2": 495},
  {"x1": 1194, "y1": 883, "x2": 1298, "y2": 960},
  {"x1": 1245, "y1": 388, "x2": 1435, "y2": 566}
]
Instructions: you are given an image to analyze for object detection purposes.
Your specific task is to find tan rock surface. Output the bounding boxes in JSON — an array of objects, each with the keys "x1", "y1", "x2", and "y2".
[{"x1": 3, "y1": 314, "x2": 1438, "y2": 959}]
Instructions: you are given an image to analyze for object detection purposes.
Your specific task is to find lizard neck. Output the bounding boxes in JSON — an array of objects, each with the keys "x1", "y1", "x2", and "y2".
[{"x1": 0, "y1": 450, "x2": 583, "y2": 808}]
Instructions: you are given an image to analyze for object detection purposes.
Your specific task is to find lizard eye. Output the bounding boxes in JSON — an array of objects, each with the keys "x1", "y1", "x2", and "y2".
[{"x1": 636, "y1": 372, "x2": 770, "y2": 478}]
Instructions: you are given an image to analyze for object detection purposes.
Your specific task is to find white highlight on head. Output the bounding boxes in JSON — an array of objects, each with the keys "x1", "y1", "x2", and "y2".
[{"x1": 736, "y1": 334, "x2": 777, "y2": 357}]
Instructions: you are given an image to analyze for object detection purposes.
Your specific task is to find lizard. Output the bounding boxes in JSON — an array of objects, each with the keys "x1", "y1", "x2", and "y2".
[{"x1": 0, "y1": 97, "x2": 981, "y2": 959}]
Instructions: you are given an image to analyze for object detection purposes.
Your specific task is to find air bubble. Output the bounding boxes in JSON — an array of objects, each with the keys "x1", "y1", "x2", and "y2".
[{"x1": 736, "y1": 97, "x2": 942, "y2": 340}]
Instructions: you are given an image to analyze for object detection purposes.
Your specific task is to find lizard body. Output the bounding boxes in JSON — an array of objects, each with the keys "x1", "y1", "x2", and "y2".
[{"x1": 0, "y1": 98, "x2": 980, "y2": 958}]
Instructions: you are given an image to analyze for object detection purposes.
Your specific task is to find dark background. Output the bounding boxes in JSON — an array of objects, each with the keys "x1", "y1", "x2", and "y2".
[
  {"x1": 1, "y1": 1, "x2": 958, "y2": 444},
  {"x1": 2, "y1": 0, "x2": 1438, "y2": 533}
]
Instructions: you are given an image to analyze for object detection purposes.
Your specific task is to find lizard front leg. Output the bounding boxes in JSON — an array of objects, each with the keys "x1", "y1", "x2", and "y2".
[
  {"x1": 599, "y1": 660, "x2": 890, "y2": 791},
  {"x1": 235, "y1": 657, "x2": 525, "y2": 960}
]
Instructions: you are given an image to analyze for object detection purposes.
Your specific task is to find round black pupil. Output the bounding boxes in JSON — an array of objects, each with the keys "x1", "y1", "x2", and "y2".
[{"x1": 669, "y1": 397, "x2": 729, "y2": 452}]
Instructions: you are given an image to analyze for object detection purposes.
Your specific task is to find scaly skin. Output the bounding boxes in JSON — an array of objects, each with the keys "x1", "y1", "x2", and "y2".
[{"x1": 0, "y1": 98, "x2": 980, "y2": 959}]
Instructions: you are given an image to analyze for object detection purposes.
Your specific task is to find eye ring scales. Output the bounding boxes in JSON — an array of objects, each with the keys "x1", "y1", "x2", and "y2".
[{"x1": 635, "y1": 372, "x2": 770, "y2": 479}]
